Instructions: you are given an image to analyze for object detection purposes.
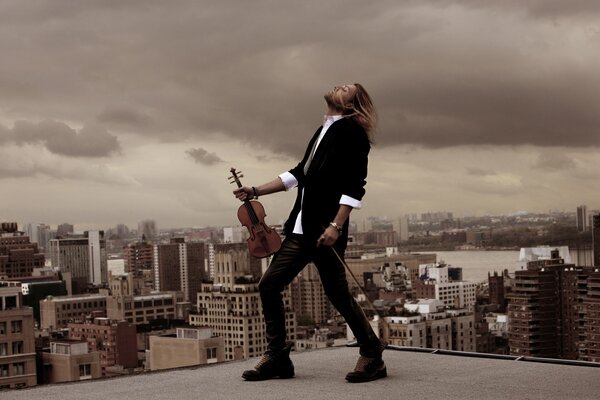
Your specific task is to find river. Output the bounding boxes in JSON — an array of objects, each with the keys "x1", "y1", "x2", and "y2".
[{"x1": 420, "y1": 250, "x2": 525, "y2": 283}]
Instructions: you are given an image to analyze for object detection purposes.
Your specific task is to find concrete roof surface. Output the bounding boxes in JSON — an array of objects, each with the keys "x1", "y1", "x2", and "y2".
[{"x1": 5, "y1": 346, "x2": 600, "y2": 400}]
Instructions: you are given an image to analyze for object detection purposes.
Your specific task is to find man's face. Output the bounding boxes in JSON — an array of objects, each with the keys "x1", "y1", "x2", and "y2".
[{"x1": 324, "y1": 84, "x2": 358, "y2": 110}]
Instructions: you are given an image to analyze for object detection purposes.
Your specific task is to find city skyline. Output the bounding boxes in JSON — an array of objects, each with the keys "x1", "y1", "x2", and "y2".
[{"x1": 1, "y1": 1, "x2": 600, "y2": 229}]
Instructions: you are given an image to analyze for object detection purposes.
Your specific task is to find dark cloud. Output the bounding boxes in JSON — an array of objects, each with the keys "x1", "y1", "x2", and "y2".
[
  {"x1": 9, "y1": 120, "x2": 120, "y2": 157},
  {"x1": 186, "y1": 147, "x2": 224, "y2": 165},
  {"x1": 533, "y1": 153, "x2": 577, "y2": 171},
  {"x1": 97, "y1": 106, "x2": 151, "y2": 128},
  {"x1": 441, "y1": 0, "x2": 600, "y2": 19},
  {"x1": 0, "y1": 1, "x2": 599, "y2": 156},
  {"x1": 466, "y1": 167, "x2": 494, "y2": 177}
]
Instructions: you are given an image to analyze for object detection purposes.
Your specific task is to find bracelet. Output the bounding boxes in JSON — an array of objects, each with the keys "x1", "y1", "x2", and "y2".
[
  {"x1": 252, "y1": 186, "x2": 259, "y2": 199},
  {"x1": 329, "y1": 222, "x2": 343, "y2": 234}
]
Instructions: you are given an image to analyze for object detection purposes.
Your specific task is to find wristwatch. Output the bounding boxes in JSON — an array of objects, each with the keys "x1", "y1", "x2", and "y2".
[{"x1": 329, "y1": 222, "x2": 343, "y2": 234}]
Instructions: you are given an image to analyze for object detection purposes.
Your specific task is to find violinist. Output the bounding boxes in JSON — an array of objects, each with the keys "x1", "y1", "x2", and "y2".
[{"x1": 233, "y1": 83, "x2": 386, "y2": 383}]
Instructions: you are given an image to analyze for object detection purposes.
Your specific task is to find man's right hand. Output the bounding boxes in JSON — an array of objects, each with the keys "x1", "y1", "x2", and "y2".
[{"x1": 233, "y1": 186, "x2": 254, "y2": 201}]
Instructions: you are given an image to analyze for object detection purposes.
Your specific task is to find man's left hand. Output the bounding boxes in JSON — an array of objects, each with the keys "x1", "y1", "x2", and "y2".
[{"x1": 317, "y1": 226, "x2": 339, "y2": 247}]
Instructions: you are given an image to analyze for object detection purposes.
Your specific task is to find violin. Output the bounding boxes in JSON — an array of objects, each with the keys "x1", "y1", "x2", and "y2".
[{"x1": 229, "y1": 167, "x2": 282, "y2": 258}]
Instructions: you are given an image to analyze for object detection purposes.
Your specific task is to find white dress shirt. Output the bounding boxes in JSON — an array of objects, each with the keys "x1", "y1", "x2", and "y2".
[{"x1": 279, "y1": 115, "x2": 362, "y2": 234}]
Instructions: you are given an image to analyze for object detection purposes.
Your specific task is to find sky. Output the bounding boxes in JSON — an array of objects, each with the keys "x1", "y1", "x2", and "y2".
[{"x1": 1, "y1": 1, "x2": 600, "y2": 230}]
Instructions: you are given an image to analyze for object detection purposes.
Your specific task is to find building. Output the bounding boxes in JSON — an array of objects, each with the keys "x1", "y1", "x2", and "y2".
[
  {"x1": 124, "y1": 239, "x2": 154, "y2": 274},
  {"x1": 488, "y1": 271, "x2": 506, "y2": 310},
  {"x1": 507, "y1": 249, "x2": 596, "y2": 360},
  {"x1": 23, "y1": 223, "x2": 55, "y2": 254},
  {"x1": 2, "y1": 276, "x2": 68, "y2": 324},
  {"x1": 192, "y1": 283, "x2": 296, "y2": 361},
  {"x1": 416, "y1": 264, "x2": 477, "y2": 310},
  {"x1": 192, "y1": 243, "x2": 295, "y2": 361},
  {"x1": 384, "y1": 315, "x2": 427, "y2": 348},
  {"x1": 592, "y1": 214, "x2": 600, "y2": 267},
  {"x1": 465, "y1": 230, "x2": 492, "y2": 247},
  {"x1": 68, "y1": 317, "x2": 137, "y2": 376},
  {"x1": 40, "y1": 294, "x2": 107, "y2": 330},
  {"x1": 0, "y1": 226, "x2": 45, "y2": 279},
  {"x1": 295, "y1": 328, "x2": 335, "y2": 351},
  {"x1": 223, "y1": 227, "x2": 247, "y2": 244},
  {"x1": 393, "y1": 216, "x2": 410, "y2": 243},
  {"x1": 49, "y1": 232, "x2": 108, "y2": 293},
  {"x1": 206, "y1": 243, "x2": 215, "y2": 280},
  {"x1": 577, "y1": 205, "x2": 588, "y2": 232},
  {"x1": 153, "y1": 238, "x2": 205, "y2": 303},
  {"x1": 0, "y1": 283, "x2": 36, "y2": 390},
  {"x1": 352, "y1": 230, "x2": 397, "y2": 246},
  {"x1": 581, "y1": 269, "x2": 600, "y2": 362},
  {"x1": 106, "y1": 292, "x2": 178, "y2": 325},
  {"x1": 41, "y1": 340, "x2": 101, "y2": 383},
  {"x1": 384, "y1": 300, "x2": 476, "y2": 352},
  {"x1": 290, "y1": 263, "x2": 334, "y2": 325},
  {"x1": 345, "y1": 253, "x2": 437, "y2": 292},
  {"x1": 147, "y1": 326, "x2": 225, "y2": 371},
  {"x1": 56, "y1": 223, "x2": 74, "y2": 237},
  {"x1": 138, "y1": 220, "x2": 157, "y2": 241}
]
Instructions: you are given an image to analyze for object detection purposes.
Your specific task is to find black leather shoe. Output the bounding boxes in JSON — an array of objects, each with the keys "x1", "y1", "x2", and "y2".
[
  {"x1": 242, "y1": 343, "x2": 295, "y2": 381},
  {"x1": 345, "y1": 340, "x2": 387, "y2": 383}
]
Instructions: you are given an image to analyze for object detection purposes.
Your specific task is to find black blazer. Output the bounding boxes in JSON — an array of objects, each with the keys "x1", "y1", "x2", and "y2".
[{"x1": 283, "y1": 117, "x2": 370, "y2": 248}]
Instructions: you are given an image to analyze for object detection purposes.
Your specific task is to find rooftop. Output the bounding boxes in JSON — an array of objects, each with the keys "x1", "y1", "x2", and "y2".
[{"x1": 6, "y1": 346, "x2": 600, "y2": 400}]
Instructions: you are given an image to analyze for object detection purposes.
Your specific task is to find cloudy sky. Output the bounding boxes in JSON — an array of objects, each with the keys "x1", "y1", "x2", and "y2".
[{"x1": 1, "y1": 1, "x2": 600, "y2": 230}]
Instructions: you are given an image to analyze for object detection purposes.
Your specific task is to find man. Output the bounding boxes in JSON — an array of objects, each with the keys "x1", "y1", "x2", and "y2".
[{"x1": 233, "y1": 83, "x2": 385, "y2": 383}]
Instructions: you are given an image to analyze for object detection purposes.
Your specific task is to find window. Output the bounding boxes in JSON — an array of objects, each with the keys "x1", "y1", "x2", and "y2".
[
  {"x1": 11, "y1": 321, "x2": 22, "y2": 334},
  {"x1": 0, "y1": 343, "x2": 7, "y2": 356},
  {"x1": 206, "y1": 347, "x2": 218, "y2": 360},
  {"x1": 13, "y1": 341, "x2": 23, "y2": 354},
  {"x1": 79, "y1": 364, "x2": 92, "y2": 379},
  {"x1": 0, "y1": 365, "x2": 8, "y2": 377},
  {"x1": 13, "y1": 362, "x2": 25, "y2": 375},
  {"x1": 0, "y1": 322, "x2": 5, "y2": 335}
]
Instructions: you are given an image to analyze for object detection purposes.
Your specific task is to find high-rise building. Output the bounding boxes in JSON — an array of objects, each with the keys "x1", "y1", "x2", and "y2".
[
  {"x1": 577, "y1": 205, "x2": 588, "y2": 232},
  {"x1": 0, "y1": 282, "x2": 37, "y2": 390},
  {"x1": 192, "y1": 243, "x2": 296, "y2": 361},
  {"x1": 138, "y1": 220, "x2": 157, "y2": 240},
  {"x1": 124, "y1": 239, "x2": 154, "y2": 274},
  {"x1": 49, "y1": 232, "x2": 108, "y2": 293},
  {"x1": 206, "y1": 243, "x2": 215, "y2": 280},
  {"x1": 153, "y1": 238, "x2": 205, "y2": 302},
  {"x1": 0, "y1": 226, "x2": 45, "y2": 279},
  {"x1": 290, "y1": 263, "x2": 334, "y2": 325},
  {"x1": 582, "y1": 269, "x2": 600, "y2": 362},
  {"x1": 56, "y1": 223, "x2": 74, "y2": 237},
  {"x1": 507, "y1": 250, "x2": 596, "y2": 360},
  {"x1": 488, "y1": 271, "x2": 506, "y2": 310},
  {"x1": 393, "y1": 216, "x2": 410, "y2": 243},
  {"x1": 592, "y1": 214, "x2": 600, "y2": 267},
  {"x1": 23, "y1": 223, "x2": 56, "y2": 254},
  {"x1": 87, "y1": 231, "x2": 106, "y2": 286}
]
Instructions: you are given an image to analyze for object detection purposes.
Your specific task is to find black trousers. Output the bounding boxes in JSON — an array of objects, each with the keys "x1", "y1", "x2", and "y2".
[{"x1": 258, "y1": 235, "x2": 381, "y2": 357}]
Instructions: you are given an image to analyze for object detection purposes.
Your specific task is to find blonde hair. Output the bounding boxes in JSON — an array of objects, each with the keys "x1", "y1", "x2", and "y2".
[{"x1": 344, "y1": 83, "x2": 377, "y2": 143}]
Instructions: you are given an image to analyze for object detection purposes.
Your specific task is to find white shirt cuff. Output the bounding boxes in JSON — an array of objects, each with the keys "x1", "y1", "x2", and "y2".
[
  {"x1": 279, "y1": 172, "x2": 298, "y2": 191},
  {"x1": 340, "y1": 195, "x2": 362, "y2": 209}
]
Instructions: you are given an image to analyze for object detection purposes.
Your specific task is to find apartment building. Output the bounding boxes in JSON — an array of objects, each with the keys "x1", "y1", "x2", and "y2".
[
  {"x1": 0, "y1": 283, "x2": 36, "y2": 390},
  {"x1": 40, "y1": 294, "x2": 107, "y2": 330}
]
